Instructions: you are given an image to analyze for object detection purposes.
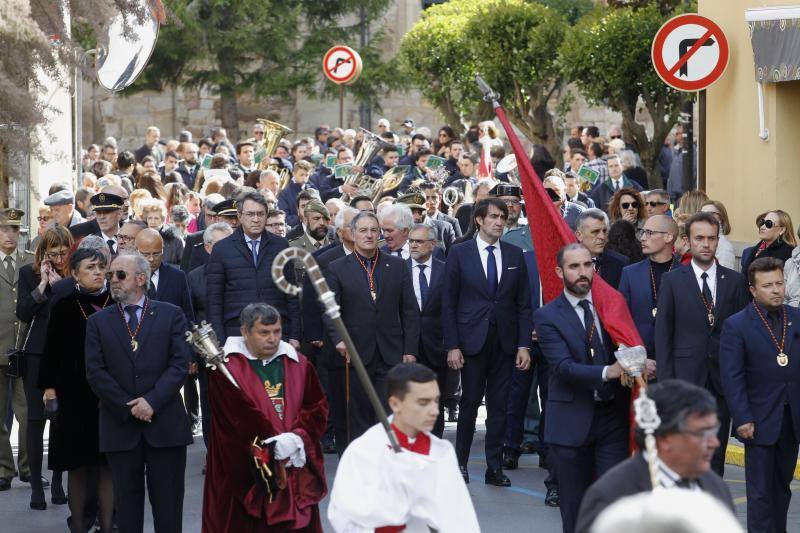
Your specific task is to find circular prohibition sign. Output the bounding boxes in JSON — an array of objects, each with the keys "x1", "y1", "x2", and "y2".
[
  {"x1": 651, "y1": 13, "x2": 729, "y2": 92},
  {"x1": 323, "y1": 45, "x2": 363, "y2": 85}
]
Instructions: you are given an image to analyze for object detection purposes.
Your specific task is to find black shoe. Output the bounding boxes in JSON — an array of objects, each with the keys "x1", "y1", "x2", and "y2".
[
  {"x1": 545, "y1": 487, "x2": 560, "y2": 507},
  {"x1": 41, "y1": 476, "x2": 50, "y2": 488},
  {"x1": 502, "y1": 448, "x2": 520, "y2": 470},
  {"x1": 447, "y1": 407, "x2": 459, "y2": 423},
  {"x1": 459, "y1": 465, "x2": 469, "y2": 484},
  {"x1": 520, "y1": 441, "x2": 537, "y2": 455},
  {"x1": 19, "y1": 473, "x2": 30, "y2": 483},
  {"x1": 485, "y1": 468, "x2": 511, "y2": 487},
  {"x1": 0, "y1": 477, "x2": 11, "y2": 491},
  {"x1": 30, "y1": 499, "x2": 47, "y2": 511},
  {"x1": 51, "y1": 482, "x2": 67, "y2": 505}
]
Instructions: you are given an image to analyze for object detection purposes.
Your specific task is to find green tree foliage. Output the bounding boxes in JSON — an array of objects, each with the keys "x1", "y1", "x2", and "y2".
[
  {"x1": 125, "y1": 0, "x2": 400, "y2": 138},
  {"x1": 400, "y1": 0, "x2": 573, "y2": 160},
  {"x1": 560, "y1": 3, "x2": 690, "y2": 187}
]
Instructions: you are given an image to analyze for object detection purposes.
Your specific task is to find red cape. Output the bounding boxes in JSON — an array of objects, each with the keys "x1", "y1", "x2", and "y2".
[{"x1": 202, "y1": 351, "x2": 328, "y2": 533}]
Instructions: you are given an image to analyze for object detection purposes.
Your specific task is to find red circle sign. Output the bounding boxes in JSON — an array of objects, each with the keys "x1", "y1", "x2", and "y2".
[
  {"x1": 651, "y1": 14, "x2": 729, "y2": 92},
  {"x1": 323, "y1": 46, "x2": 363, "y2": 85}
]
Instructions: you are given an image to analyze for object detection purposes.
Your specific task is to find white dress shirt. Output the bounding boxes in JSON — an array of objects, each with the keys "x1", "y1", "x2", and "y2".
[
  {"x1": 389, "y1": 241, "x2": 410, "y2": 260},
  {"x1": 101, "y1": 231, "x2": 118, "y2": 253},
  {"x1": 411, "y1": 256, "x2": 433, "y2": 310},
  {"x1": 150, "y1": 268, "x2": 159, "y2": 292},
  {"x1": 476, "y1": 234, "x2": 502, "y2": 284},
  {"x1": 245, "y1": 236, "x2": 261, "y2": 263},
  {"x1": 691, "y1": 259, "x2": 717, "y2": 301}
]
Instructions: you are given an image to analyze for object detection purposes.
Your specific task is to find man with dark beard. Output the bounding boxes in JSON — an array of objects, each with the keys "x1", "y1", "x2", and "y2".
[
  {"x1": 288, "y1": 201, "x2": 331, "y2": 284},
  {"x1": 534, "y1": 243, "x2": 630, "y2": 533}
]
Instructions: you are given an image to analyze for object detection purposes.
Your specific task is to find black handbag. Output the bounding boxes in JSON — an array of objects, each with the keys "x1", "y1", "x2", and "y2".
[{"x1": 5, "y1": 317, "x2": 34, "y2": 379}]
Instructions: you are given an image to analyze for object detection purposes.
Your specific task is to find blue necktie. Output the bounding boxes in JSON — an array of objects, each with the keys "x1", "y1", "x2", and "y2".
[
  {"x1": 249, "y1": 239, "x2": 259, "y2": 266},
  {"x1": 486, "y1": 245, "x2": 498, "y2": 296},
  {"x1": 418, "y1": 264, "x2": 429, "y2": 307},
  {"x1": 125, "y1": 304, "x2": 140, "y2": 332}
]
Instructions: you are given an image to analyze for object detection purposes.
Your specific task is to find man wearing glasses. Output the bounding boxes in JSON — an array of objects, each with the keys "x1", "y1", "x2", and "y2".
[
  {"x1": 207, "y1": 190, "x2": 300, "y2": 347},
  {"x1": 644, "y1": 189, "x2": 671, "y2": 218},
  {"x1": 265, "y1": 209, "x2": 287, "y2": 238},
  {"x1": 575, "y1": 380, "x2": 734, "y2": 533}
]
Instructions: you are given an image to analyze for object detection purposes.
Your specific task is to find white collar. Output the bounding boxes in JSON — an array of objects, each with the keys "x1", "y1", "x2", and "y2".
[
  {"x1": 343, "y1": 244, "x2": 353, "y2": 255},
  {"x1": 245, "y1": 234, "x2": 261, "y2": 244},
  {"x1": 691, "y1": 259, "x2": 716, "y2": 280},
  {"x1": 0, "y1": 249, "x2": 15, "y2": 262},
  {"x1": 563, "y1": 289, "x2": 594, "y2": 309},
  {"x1": 222, "y1": 336, "x2": 299, "y2": 364},
  {"x1": 101, "y1": 230, "x2": 117, "y2": 242},
  {"x1": 412, "y1": 256, "x2": 433, "y2": 269},
  {"x1": 476, "y1": 233, "x2": 499, "y2": 251}
]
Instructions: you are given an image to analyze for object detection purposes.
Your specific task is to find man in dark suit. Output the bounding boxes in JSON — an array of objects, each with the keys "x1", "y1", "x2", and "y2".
[
  {"x1": 619, "y1": 215, "x2": 680, "y2": 357},
  {"x1": 721, "y1": 257, "x2": 800, "y2": 533},
  {"x1": 574, "y1": 208, "x2": 628, "y2": 289},
  {"x1": 70, "y1": 188, "x2": 127, "y2": 252},
  {"x1": 85, "y1": 252, "x2": 193, "y2": 533},
  {"x1": 396, "y1": 192, "x2": 454, "y2": 253},
  {"x1": 175, "y1": 142, "x2": 200, "y2": 190},
  {"x1": 655, "y1": 211, "x2": 750, "y2": 477},
  {"x1": 588, "y1": 154, "x2": 642, "y2": 213},
  {"x1": 419, "y1": 182, "x2": 462, "y2": 239},
  {"x1": 407, "y1": 223, "x2": 448, "y2": 437},
  {"x1": 535, "y1": 243, "x2": 631, "y2": 533},
  {"x1": 277, "y1": 160, "x2": 318, "y2": 228},
  {"x1": 284, "y1": 189, "x2": 323, "y2": 241},
  {"x1": 207, "y1": 189, "x2": 300, "y2": 345},
  {"x1": 575, "y1": 380, "x2": 734, "y2": 533},
  {"x1": 443, "y1": 198, "x2": 532, "y2": 487},
  {"x1": 323, "y1": 210, "x2": 419, "y2": 450}
]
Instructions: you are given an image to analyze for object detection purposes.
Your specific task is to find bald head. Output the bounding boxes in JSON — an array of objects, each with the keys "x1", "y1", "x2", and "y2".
[
  {"x1": 641, "y1": 214, "x2": 678, "y2": 259},
  {"x1": 648, "y1": 215, "x2": 678, "y2": 236},
  {"x1": 134, "y1": 228, "x2": 164, "y2": 272}
]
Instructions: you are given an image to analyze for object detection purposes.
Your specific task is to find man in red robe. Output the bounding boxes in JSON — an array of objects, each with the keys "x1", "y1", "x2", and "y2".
[{"x1": 202, "y1": 303, "x2": 328, "y2": 533}]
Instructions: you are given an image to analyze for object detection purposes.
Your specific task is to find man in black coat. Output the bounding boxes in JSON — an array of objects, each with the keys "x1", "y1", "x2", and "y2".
[
  {"x1": 407, "y1": 224, "x2": 448, "y2": 437},
  {"x1": 85, "y1": 253, "x2": 193, "y2": 533},
  {"x1": 206, "y1": 190, "x2": 301, "y2": 344},
  {"x1": 575, "y1": 380, "x2": 734, "y2": 533},
  {"x1": 323, "y1": 210, "x2": 419, "y2": 450},
  {"x1": 179, "y1": 194, "x2": 225, "y2": 273},
  {"x1": 574, "y1": 208, "x2": 629, "y2": 289},
  {"x1": 69, "y1": 188, "x2": 127, "y2": 252},
  {"x1": 655, "y1": 212, "x2": 749, "y2": 476}
]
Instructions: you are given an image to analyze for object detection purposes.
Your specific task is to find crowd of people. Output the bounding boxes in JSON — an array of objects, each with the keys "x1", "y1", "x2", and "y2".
[{"x1": 0, "y1": 116, "x2": 796, "y2": 533}]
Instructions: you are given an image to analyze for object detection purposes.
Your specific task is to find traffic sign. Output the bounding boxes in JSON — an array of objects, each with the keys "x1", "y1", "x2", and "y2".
[
  {"x1": 323, "y1": 45, "x2": 363, "y2": 85},
  {"x1": 651, "y1": 14, "x2": 729, "y2": 92}
]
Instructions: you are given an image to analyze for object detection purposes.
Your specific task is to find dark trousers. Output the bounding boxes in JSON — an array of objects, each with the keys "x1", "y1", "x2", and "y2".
[
  {"x1": 183, "y1": 375, "x2": 199, "y2": 425},
  {"x1": 106, "y1": 440, "x2": 186, "y2": 533},
  {"x1": 536, "y1": 357, "x2": 558, "y2": 490},
  {"x1": 744, "y1": 405, "x2": 799, "y2": 533},
  {"x1": 551, "y1": 402, "x2": 628, "y2": 533},
  {"x1": 331, "y1": 353, "x2": 391, "y2": 455},
  {"x1": 445, "y1": 367, "x2": 461, "y2": 411},
  {"x1": 455, "y1": 324, "x2": 513, "y2": 471},
  {"x1": 197, "y1": 366, "x2": 211, "y2": 450},
  {"x1": 305, "y1": 342, "x2": 335, "y2": 445},
  {"x1": 417, "y1": 345, "x2": 447, "y2": 438},
  {"x1": 709, "y1": 382, "x2": 731, "y2": 477}
]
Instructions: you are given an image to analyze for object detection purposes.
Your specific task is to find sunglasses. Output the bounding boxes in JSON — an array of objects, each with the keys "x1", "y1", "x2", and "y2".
[
  {"x1": 545, "y1": 188, "x2": 561, "y2": 202},
  {"x1": 621, "y1": 202, "x2": 639, "y2": 209},
  {"x1": 646, "y1": 201, "x2": 667, "y2": 208},
  {"x1": 758, "y1": 218, "x2": 780, "y2": 229},
  {"x1": 105, "y1": 270, "x2": 129, "y2": 281}
]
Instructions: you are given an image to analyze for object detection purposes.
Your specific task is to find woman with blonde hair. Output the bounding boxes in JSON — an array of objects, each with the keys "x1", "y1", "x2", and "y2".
[
  {"x1": 674, "y1": 189, "x2": 709, "y2": 217},
  {"x1": 700, "y1": 200, "x2": 736, "y2": 269},
  {"x1": 742, "y1": 209, "x2": 796, "y2": 277},
  {"x1": 129, "y1": 189, "x2": 153, "y2": 220},
  {"x1": 16, "y1": 226, "x2": 74, "y2": 509},
  {"x1": 140, "y1": 198, "x2": 184, "y2": 264}
]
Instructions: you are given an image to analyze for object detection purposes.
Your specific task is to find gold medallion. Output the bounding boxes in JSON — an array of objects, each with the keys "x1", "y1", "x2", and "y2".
[
  {"x1": 370, "y1": 290, "x2": 377, "y2": 301},
  {"x1": 652, "y1": 308, "x2": 657, "y2": 318},
  {"x1": 131, "y1": 339, "x2": 138, "y2": 352},
  {"x1": 707, "y1": 313, "x2": 715, "y2": 327},
  {"x1": 777, "y1": 352, "x2": 789, "y2": 367},
  {"x1": 590, "y1": 348, "x2": 595, "y2": 359}
]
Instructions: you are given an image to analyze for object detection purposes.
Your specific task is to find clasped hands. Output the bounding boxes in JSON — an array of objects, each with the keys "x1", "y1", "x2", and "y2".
[{"x1": 128, "y1": 397, "x2": 154, "y2": 423}]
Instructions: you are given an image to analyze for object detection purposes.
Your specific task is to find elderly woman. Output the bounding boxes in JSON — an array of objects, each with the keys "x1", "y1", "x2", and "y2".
[
  {"x1": 140, "y1": 199, "x2": 184, "y2": 264},
  {"x1": 15, "y1": 227, "x2": 72, "y2": 509},
  {"x1": 608, "y1": 188, "x2": 647, "y2": 240},
  {"x1": 742, "y1": 210, "x2": 795, "y2": 278},
  {"x1": 38, "y1": 248, "x2": 114, "y2": 533}
]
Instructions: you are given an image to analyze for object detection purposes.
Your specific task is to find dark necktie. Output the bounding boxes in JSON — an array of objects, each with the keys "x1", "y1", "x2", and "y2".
[
  {"x1": 249, "y1": 240, "x2": 259, "y2": 266},
  {"x1": 486, "y1": 245, "x2": 498, "y2": 296},
  {"x1": 395, "y1": 249, "x2": 403, "y2": 257},
  {"x1": 675, "y1": 478, "x2": 692, "y2": 489},
  {"x1": 3, "y1": 256, "x2": 13, "y2": 281},
  {"x1": 701, "y1": 272, "x2": 713, "y2": 307},
  {"x1": 418, "y1": 264, "x2": 429, "y2": 307},
  {"x1": 768, "y1": 310, "x2": 782, "y2": 340},
  {"x1": 148, "y1": 273, "x2": 157, "y2": 299},
  {"x1": 125, "y1": 304, "x2": 140, "y2": 332},
  {"x1": 107, "y1": 239, "x2": 116, "y2": 254}
]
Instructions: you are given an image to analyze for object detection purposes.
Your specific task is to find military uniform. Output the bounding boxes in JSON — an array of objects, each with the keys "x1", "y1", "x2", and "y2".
[
  {"x1": 0, "y1": 208, "x2": 30, "y2": 486},
  {"x1": 287, "y1": 200, "x2": 331, "y2": 283}
]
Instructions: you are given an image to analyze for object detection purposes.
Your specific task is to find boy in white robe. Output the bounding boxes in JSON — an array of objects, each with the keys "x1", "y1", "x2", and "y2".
[{"x1": 328, "y1": 363, "x2": 480, "y2": 533}]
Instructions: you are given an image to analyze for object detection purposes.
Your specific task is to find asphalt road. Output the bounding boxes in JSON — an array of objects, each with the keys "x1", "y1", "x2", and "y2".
[{"x1": 3, "y1": 416, "x2": 800, "y2": 532}]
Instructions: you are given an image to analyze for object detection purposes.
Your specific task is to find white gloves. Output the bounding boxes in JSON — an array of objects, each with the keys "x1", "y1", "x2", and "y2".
[{"x1": 264, "y1": 432, "x2": 306, "y2": 468}]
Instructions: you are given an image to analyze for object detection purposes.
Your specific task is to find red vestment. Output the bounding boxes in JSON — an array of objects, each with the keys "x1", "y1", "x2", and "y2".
[{"x1": 202, "y1": 351, "x2": 328, "y2": 533}]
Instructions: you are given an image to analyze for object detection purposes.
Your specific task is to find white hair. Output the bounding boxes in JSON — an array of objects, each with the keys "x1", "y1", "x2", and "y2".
[
  {"x1": 378, "y1": 204, "x2": 414, "y2": 231},
  {"x1": 334, "y1": 207, "x2": 359, "y2": 230},
  {"x1": 543, "y1": 174, "x2": 566, "y2": 193},
  {"x1": 203, "y1": 222, "x2": 233, "y2": 245}
]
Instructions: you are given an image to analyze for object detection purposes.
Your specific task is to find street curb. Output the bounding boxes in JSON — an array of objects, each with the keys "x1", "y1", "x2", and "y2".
[{"x1": 726, "y1": 444, "x2": 800, "y2": 480}]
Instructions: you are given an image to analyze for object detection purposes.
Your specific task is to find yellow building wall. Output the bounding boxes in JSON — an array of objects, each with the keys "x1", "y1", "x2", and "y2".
[{"x1": 699, "y1": 0, "x2": 800, "y2": 244}]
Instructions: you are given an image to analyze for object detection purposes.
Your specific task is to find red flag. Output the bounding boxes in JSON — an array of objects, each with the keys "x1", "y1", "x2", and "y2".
[{"x1": 492, "y1": 106, "x2": 643, "y2": 349}]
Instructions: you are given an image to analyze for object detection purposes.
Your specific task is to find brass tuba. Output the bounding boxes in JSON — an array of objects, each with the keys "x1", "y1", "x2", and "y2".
[
  {"x1": 340, "y1": 128, "x2": 388, "y2": 203},
  {"x1": 256, "y1": 118, "x2": 294, "y2": 190}
]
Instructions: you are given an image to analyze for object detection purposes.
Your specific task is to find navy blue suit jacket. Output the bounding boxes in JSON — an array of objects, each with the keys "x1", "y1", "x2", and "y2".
[
  {"x1": 442, "y1": 239, "x2": 532, "y2": 356},
  {"x1": 655, "y1": 264, "x2": 749, "y2": 394},
  {"x1": 720, "y1": 304, "x2": 800, "y2": 445},
  {"x1": 85, "y1": 300, "x2": 193, "y2": 452},
  {"x1": 277, "y1": 181, "x2": 318, "y2": 228},
  {"x1": 408, "y1": 257, "x2": 447, "y2": 367},
  {"x1": 534, "y1": 294, "x2": 628, "y2": 447},
  {"x1": 618, "y1": 257, "x2": 680, "y2": 358},
  {"x1": 594, "y1": 249, "x2": 629, "y2": 290},
  {"x1": 152, "y1": 262, "x2": 195, "y2": 323}
]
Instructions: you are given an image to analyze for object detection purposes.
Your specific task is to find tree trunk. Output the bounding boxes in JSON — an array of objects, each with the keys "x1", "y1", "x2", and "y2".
[
  {"x1": 618, "y1": 100, "x2": 661, "y2": 188},
  {"x1": 217, "y1": 48, "x2": 239, "y2": 139}
]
